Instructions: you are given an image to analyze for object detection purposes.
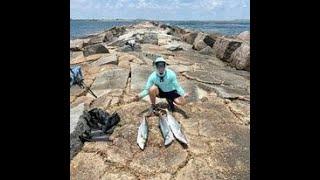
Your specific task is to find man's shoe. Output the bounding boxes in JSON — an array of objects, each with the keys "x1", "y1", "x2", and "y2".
[{"x1": 146, "y1": 104, "x2": 156, "y2": 117}]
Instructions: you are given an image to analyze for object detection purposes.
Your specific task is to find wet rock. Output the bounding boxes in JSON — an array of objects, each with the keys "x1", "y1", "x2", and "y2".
[{"x1": 83, "y1": 44, "x2": 109, "y2": 57}]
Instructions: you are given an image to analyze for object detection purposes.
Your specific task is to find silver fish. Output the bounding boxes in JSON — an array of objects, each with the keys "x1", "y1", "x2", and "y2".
[
  {"x1": 137, "y1": 116, "x2": 148, "y2": 150},
  {"x1": 166, "y1": 109, "x2": 188, "y2": 145},
  {"x1": 159, "y1": 111, "x2": 175, "y2": 146}
]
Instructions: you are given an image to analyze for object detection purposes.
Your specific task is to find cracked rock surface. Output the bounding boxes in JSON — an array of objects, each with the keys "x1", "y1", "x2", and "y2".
[{"x1": 70, "y1": 21, "x2": 250, "y2": 180}]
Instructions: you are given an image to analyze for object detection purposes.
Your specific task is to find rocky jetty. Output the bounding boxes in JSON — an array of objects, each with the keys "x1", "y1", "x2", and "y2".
[{"x1": 70, "y1": 21, "x2": 250, "y2": 180}]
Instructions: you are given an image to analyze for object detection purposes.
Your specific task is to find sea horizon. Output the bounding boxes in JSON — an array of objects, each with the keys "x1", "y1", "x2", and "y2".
[{"x1": 70, "y1": 19, "x2": 250, "y2": 40}]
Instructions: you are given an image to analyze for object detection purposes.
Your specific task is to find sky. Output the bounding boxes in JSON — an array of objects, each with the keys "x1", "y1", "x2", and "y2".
[{"x1": 70, "y1": 0, "x2": 250, "y2": 20}]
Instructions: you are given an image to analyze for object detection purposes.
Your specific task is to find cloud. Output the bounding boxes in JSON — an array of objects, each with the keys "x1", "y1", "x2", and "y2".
[{"x1": 70, "y1": 0, "x2": 250, "y2": 20}]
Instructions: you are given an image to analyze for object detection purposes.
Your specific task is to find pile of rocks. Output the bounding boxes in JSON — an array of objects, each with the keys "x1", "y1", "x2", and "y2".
[{"x1": 70, "y1": 21, "x2": 250, "y2": 180}]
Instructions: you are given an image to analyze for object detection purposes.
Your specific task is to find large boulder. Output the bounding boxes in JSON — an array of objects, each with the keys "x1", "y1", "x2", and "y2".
[
  {"x1": 91, "y1": 68, "x2": 129, "y2": 91},
  {"x1": 104, "y1": 31, "x2": 114, "y2": 42},
  {"x1": 164, "y1": 43, "x2": 183, "y2": 51},
  {"x1": 199, "y1": 46, "x2": 215, "y2": 55},
  {"x1": 237, "y1": 31, "x2": 250, "y2": 42},
  {"x1": 212, "y1": 37, "x2": 242, "y2": 62},
  {"x1": 70, "y1": 103, "x2": 89, "y2": 160},
  {"x1": 70, "y1": 54, "x2": 102, "y2": 65},
  {"x1": 70, "y1": 96, "x2": 95, "y2": 109},
  {"x1": 208, "y1": 32, "x2": 222, "y2": 40},
  {"x1": 119, "y1": 43, "x2": 142, "y2": 52},
  {"x1": 70, "y1": 39, "x2": 84, "y2": 51},
  {"x1": 117, "y1": 53, "x2": 143, "y2": 69},
  {"x1": 193, "y1": 32, "x2": 216, "y2": 51},
  {"x1": 70, "y1": 51, "x2": 83, "y2": 61},
  {"x1": 89, "y1": 92, "x2": 121, "y2": 109},
  {"x1": 90, "y1": 53, "x2": 118, "y2": 66},
  {"x1": 130, "y1": 63, "x2": 153, "y2": 92},
  {"x1": 230, "y1": 42, "x2": 250, "y2": 71},
  {"x1": 165, "y1": 25, "x2": 187, "y2": 37},
  {"x1": 167, "y1": 65, "x2": 191, "y2": 73},
  {"x1": 109, "y1": 26, "x2": 126, "y2": 37},
  {"x1": 87, "y1": 33, "x2": 106, "y2": 45},
  {"x1": 83, "y1": 44, "x2": 109, "y2": 57},
  {"x1": 182, "y1": 32, "x2": 198, "y2": 44}
]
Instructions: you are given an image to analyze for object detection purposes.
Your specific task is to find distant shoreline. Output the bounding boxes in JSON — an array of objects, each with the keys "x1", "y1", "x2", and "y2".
[
  {"x1": 70, "y1": 19, "x2": 250, "y2": 23},
  {"x1": 71, "y1": 19, "x2": 250, "y2": 40}
]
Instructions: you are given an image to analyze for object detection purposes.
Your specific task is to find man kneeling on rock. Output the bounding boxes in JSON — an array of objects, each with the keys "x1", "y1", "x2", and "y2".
[{"x1": 132, "y1": 57, "x2": 189, "y2": 114}]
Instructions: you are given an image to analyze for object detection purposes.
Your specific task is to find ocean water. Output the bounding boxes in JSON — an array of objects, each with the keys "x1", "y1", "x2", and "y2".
[{"x1": 70, "y1": 19, "x2": 250, "y2": 40}]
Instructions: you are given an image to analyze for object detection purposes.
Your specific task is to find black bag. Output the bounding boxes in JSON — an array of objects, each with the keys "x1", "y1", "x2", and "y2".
[{"x1": 83, "y1": 108, "x2": 120, "y2": 137}]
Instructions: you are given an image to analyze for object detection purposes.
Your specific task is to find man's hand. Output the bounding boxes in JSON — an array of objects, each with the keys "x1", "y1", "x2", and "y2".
[
  {"x1": 183, "y1": 93, "x2": 190, "y2": 98},
  {"x1": 131, "y1": 95, "x2": 140, "y2": 102}
]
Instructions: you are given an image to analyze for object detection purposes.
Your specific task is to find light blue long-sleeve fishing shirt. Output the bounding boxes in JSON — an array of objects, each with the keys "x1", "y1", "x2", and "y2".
[{"x1": 138, "y1": 68, "x2": 185, "y2": 98}]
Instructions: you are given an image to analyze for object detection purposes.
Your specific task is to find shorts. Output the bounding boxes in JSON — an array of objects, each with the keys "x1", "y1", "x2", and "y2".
[{"x1": 156, "y1": 86, "x2": 181, "y2": 101}]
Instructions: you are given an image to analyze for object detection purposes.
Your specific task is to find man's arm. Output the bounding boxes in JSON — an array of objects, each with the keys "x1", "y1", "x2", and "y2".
[
  {"x1": 172, "y1": 72, "x2": 185, "y2": 96},
  {"x1": 138, "y1": 73, "x2": 155, "y2": 99}
]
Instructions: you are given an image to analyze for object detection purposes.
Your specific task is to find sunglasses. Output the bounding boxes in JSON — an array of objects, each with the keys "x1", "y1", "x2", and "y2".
[{"x1": 156, "y1": 62, "x2": 166, "y2": 68}]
